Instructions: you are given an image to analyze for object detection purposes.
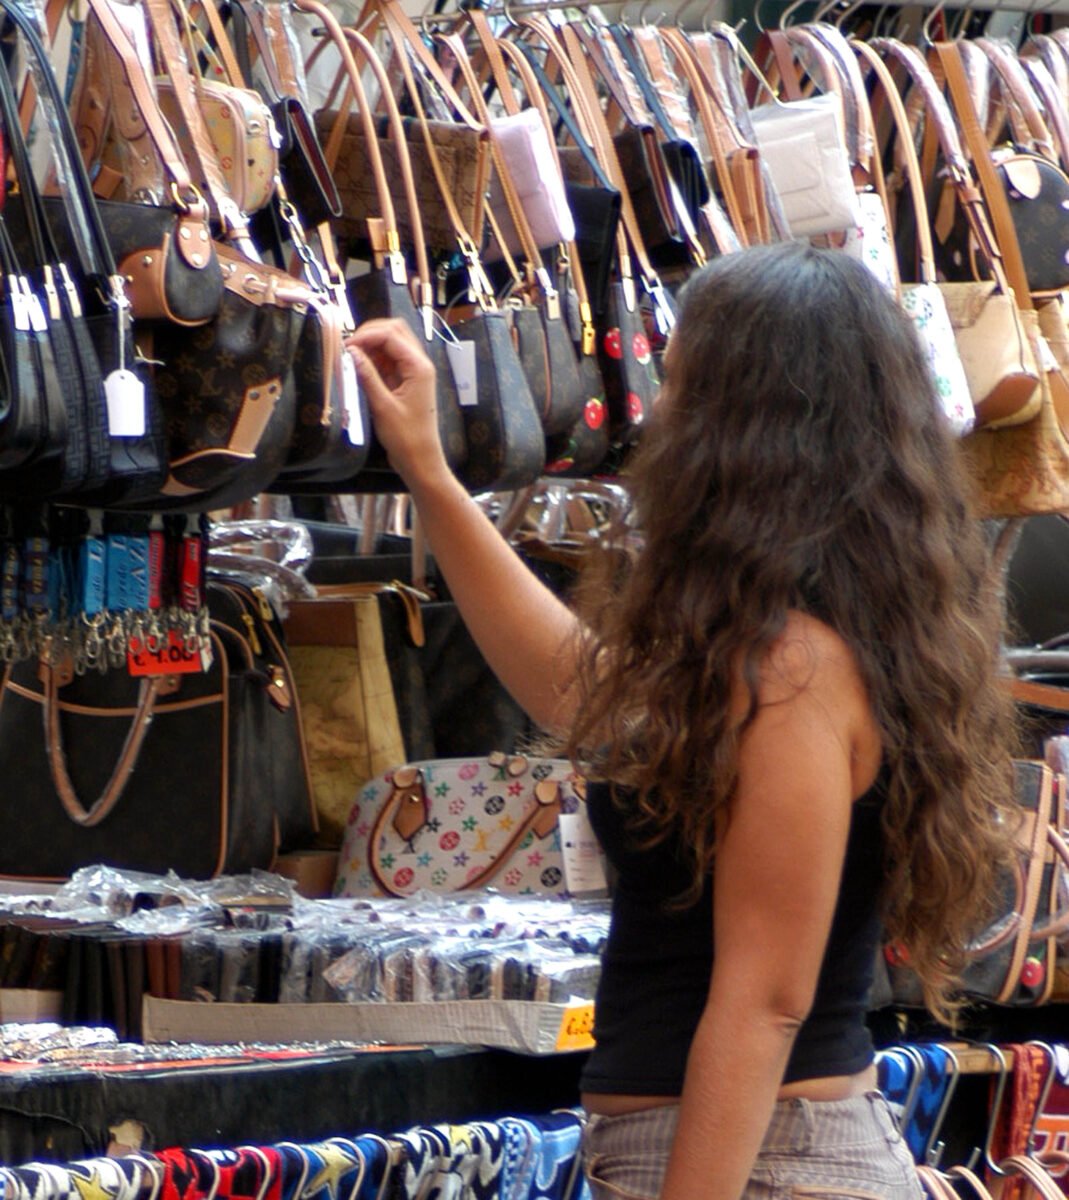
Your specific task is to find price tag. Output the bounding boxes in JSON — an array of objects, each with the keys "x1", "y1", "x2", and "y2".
[
  {"x1": 554, "y1": 1001, "x2": 595, "y2": 1052},
  {"x1": 340, "y1": 351, "x2": 365, "y2": 447},
  {"x1": 445, "y1": 338, "x2": 478, "y2": 407},
  {"x1": 559, "y1": 812, "x2": 608, "y2": 895},
  {"x1": 104, "y1": 369, "x2": 146, "y2": 437},
  {"x1": 128, "y1": 630, "x2": 211, "y2": 676}
]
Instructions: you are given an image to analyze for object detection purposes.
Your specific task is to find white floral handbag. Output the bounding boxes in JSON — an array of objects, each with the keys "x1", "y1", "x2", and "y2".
[
  {"x1": 841, "y1": 191, "x2": 899, "y2": 296},
  {"x1": 335, "y1": 753, "x2": 603, "y2": 898},
  {"x1": 902, "y1": 284, "x2": 976, "y2": 436}
]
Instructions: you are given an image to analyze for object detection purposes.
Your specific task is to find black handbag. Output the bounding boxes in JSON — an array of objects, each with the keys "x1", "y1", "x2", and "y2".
[
  {"x1": 448, "y1": 308, "x2": 547, "y2": 492},
  {"x1": 0, "y1": 577, "x2": 316, "y2": 881},
  {"x1": 597, "y1": 280, "x2": 662, "y2": 446}
]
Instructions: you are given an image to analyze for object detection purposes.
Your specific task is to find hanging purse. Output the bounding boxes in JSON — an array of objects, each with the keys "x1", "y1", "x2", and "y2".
[
  {"x1": 335, "y1": 754, "x2": 591, "y2": 899},
  {"x1": 851, "y1": 41, "x2": 973, "y2": 436},
  {"x1": 0, "y1": 576, "x2": 316, "y2": 881},
  {"x1": 441, "y1": 28, "x2": 584, "y2": 442},
  {"x1": 515, "y1": 41, "x2": 621, "y2": 319},
  {"x1": 877, "y1": 39, "x2": 1041, "y2": 432},
  {"x1": 287, "y1": 7, "x2": 467, "y2": 492},
  {"x1": 68, "y1": 2, "x2": 224, "y2": 326},
  {"x1": 0, "y1": 0, "x2": 169, "y2": 506},
  {"x1": 937, "y1": 39, "x2": 1069, "y2": 517}
]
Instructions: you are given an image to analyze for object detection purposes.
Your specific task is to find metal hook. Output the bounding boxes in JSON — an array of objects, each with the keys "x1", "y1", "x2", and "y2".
[
  {"x1": 975, "y1": 1043, "x2": 1010, "y2": 1176},
  {"x1": 923, "y1": 1045, "x2": 962, "y2": 1170},
  {"x1": 779, "y1": 0, "x2": 809, "y2": 29},
  {"x1": 921, "y1": 0, "x2": 947, "y2": 47},
  {"x1": 1024, "y1": 1041, "x2": 1058, "y2": 1157},
  {"x1": 833, "y1": 0, "x2": 865, "y2": 29}
]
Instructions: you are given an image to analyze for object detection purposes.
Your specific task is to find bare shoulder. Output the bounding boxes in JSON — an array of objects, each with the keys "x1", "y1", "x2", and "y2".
[{"x1": 746, "y1": 611, "x2": 882, "y2": 795}]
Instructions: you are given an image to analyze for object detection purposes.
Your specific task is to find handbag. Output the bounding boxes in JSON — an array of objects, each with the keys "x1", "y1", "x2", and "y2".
[
  {"x1": 750, "y1": 92, "x2": 862, "y2": 238},
  {"x1": 598, "y1": 279, "x2": 661, "y2": 446},
  {"x1": 335, "y1": 753, "x2": 593, "y2": 898},
  {"x1": 876, "y1": 39, "x2": 1041, "y2": 432},
  {"x1": 70, "y1": 1, "x2": 225, "y2": 326},
  {"x1": 285, "y1": 8, "x2": 466, "y2": 491},
  {"x1": 0, "y1": 578, "x2": 316, "y2": 881},
  {"x1": 516, "y1": 41, "x2": 621, "y2": 319},
  {"x1": 882, "y1": 761, "x2": 1069, "y2": 1008}
]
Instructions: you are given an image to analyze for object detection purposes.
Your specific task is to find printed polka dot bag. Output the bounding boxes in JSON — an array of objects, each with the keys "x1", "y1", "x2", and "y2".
[{"x1": 335, "y1": 753, "x2": 592, "y2": 898}]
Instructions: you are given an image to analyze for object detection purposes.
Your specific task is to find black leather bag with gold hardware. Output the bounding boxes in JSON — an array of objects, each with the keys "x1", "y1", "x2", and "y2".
[{"x1": 0, "y1": 578, "x2": 316, "y2": 881}]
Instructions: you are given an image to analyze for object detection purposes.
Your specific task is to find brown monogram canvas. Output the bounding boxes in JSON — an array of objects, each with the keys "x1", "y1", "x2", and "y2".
[{"x1": 315, "y1": 110, "x2": 486, "y2": 253}]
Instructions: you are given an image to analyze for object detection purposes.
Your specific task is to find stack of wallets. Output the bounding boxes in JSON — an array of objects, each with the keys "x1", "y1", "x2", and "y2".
[{"x1": 0, "y1": 868, "x2": 610, "y2": 1040}]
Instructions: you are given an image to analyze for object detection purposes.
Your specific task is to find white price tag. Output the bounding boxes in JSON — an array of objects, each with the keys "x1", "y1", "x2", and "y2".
[
  {"x1": 445, "y1": 338, "x2": 479, "y2": 407},
  {"x1": 104, "y1": 369, "x2": 146, "y2": 437},
  {"x1": 340, "y1": 352, "x2": 365, "y2": 447},
  {"x1": 1038, "y1": 335, "x2": 1059, "y2": 374},
  {"x1": 559, "y1": 812, "x2": 608, "y2": 895}
]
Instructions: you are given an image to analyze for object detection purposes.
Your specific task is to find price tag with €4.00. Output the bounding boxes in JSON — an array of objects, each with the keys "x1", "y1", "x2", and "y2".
[{"x1": 554, "y1": 1001, "x2": 595, "y2": 1052}]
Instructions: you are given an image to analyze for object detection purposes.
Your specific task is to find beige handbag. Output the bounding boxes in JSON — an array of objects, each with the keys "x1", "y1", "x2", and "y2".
[
  {"x1": 938, "y1": 41, "x2": 1069, "y2": 516},
  {"x1": 873, "y1": 39, "x2": 1041, "y2": 429}
]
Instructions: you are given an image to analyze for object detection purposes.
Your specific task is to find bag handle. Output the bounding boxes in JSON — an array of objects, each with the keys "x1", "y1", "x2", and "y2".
[
  {"x1": 368, "y1": 764, "x2": 563, "y2": 896},
  {"x1": 935, "y1": 40, "x2": 1034, "y2": 310},
  {"x1": 852, "y1": 40, "x2": 935, "y2": 284},
  {"x1": 997, "y1": 1156, "x2": 1065, "y2": 1200},
  {"x1": 496, "y1": 36, "x2": 598, "y2": 353},
  {"x1": 975, "y1": 38, "x2": 1058, "y2": 162},
  {"x1": 1020, "y1": 56, "x2": 1069, "y2": 173},
  {"x1": 140, "y1": 0, "x2": 255, "y2": 247},
  {"x1": 45, "y1": 668, "x2": 162, "y2": 828},
  {"x1": 656, "y1": 26, "x2": 751, "y2": 249}
]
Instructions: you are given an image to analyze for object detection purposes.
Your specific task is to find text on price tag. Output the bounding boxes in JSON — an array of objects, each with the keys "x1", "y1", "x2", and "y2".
[
  {"x1": 554, "y1": 1001, "x2": 596, "y2": 1052},
  {"x1": 128, "y1": 631, "x2": 210, "y2": 676}
]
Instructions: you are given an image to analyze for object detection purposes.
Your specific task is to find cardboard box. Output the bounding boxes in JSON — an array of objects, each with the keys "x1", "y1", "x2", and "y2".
[
  {"x1": 0, "y1": 989, "x2": 64, "y2": 1022},
  {"x1": 142, "y1": 997, "x2": 594, "y2": 1056}
]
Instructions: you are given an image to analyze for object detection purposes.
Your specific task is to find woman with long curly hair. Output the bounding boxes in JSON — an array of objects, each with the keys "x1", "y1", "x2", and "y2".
[{"x1": 349, "y1": 242, "x2": 1018, "y2": 1200}]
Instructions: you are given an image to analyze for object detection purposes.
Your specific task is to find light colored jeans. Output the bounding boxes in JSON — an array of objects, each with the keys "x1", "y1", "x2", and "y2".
[{"x1": 583, "y1": 1091, "x2": 925, "y2": 1200}]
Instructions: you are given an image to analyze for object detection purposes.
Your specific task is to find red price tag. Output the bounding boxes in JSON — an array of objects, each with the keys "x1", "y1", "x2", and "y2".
[{"x1": 127, "y1": 631, "x2": 209, "y2": 677}]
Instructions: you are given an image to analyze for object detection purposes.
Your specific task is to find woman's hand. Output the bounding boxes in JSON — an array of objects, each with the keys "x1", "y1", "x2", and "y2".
[{"x1": 347, "y1": 318, "x2": 449, "y2": 490}]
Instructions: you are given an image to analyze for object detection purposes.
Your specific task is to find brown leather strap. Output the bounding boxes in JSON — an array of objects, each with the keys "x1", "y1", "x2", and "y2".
[
  {"x1": 187, "y1": 0, "x2": 245, "y2": 89},
  {"x1": 853, "y1": 40, "x2": 935, "y2": 282},
  {"x1": 998, "y1": 1155, "x2": 1065, "y2": 1200},
  {"x1": 467, "y1": 7, "x2": 520, "y2": 118},
  {"x1": 86, "y1": 0, "x2": 206, "y2": 210},
  {"x1": 47, "y1": 669, "x2": 162, "y2": 828},
  {"x1": 874, "y1": 38, "x2": 1011, "y2": 297},
  {"x1": 658, "y1": 25, "x2": 750, "y2": 248},
  {"x1": 495, "y1": 37, "x2": 596, "y2": 353},
  {"x1": 298, "y1": 0, "x2": 402, "y2": 259},
  {"x1": 936, "y1": 40, "x2": 1034, "y2": 310}
]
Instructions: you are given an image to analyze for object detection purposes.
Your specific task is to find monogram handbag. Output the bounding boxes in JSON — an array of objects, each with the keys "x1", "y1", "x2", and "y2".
[
  {"x1": 335, "y1": 754, "x2": 595, "y2": 898},
  {"x1": 0, "y1": 579, "x2": 316, "y2": 881},
  {"x1": 226, "y1": 0, "x2": 341, "y2": 226},
  {"x1": 284, "y1": 7, "x2": 466, "y2": 493},
  {"x1": 71, "y1": 2, "x2": 225, "y2": 326},
  {"x1": 881, "y1": 761, "x2": 1069, "y2": 1008}
]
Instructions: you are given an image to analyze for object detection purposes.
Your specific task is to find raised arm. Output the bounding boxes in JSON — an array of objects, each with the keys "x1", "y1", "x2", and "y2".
[
  {"x1": 659, "y1": 614, "x2": 882, "y2": 1200},
  {"x1": 348, "y1": 321, "x2": 583, "y2": 734}
]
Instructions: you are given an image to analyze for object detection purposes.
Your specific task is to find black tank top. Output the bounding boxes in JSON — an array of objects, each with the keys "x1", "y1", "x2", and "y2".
[{"x1": 579, "y1": 774, "x2": 885, "y2": 1094}]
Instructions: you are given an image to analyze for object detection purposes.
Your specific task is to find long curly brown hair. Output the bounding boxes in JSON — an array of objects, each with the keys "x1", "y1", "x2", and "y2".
[{"x1": 566, "y1": 243, "x2": 1019, "y2": 1024}]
